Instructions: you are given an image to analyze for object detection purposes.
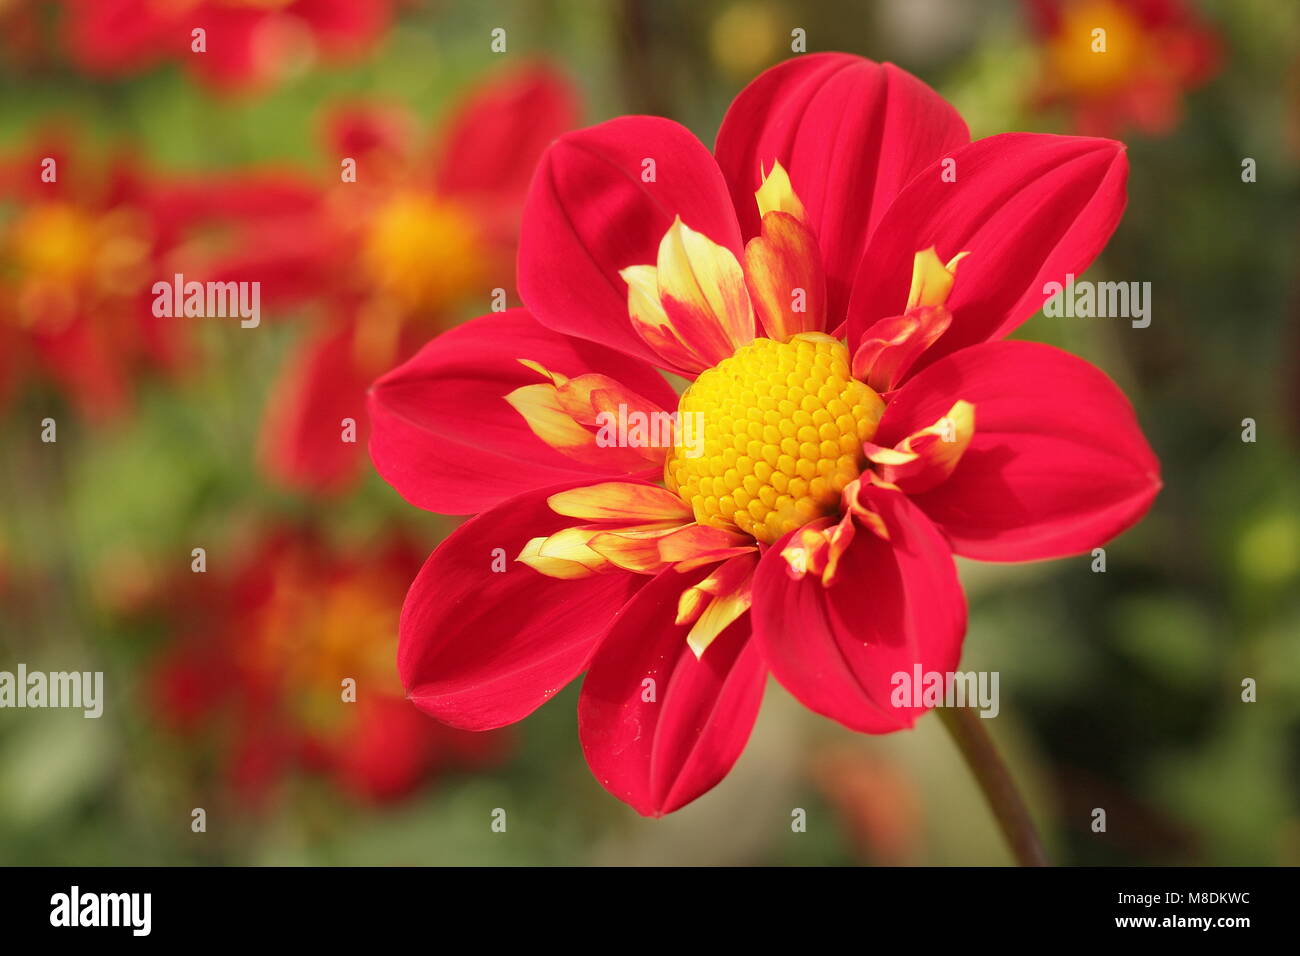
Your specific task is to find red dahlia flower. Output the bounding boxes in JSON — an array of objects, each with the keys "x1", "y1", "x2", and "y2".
[
  {"x1": 1026, "y1": 0, "x2": 1221, "y2": 137},
  {"x1": 189, "y1": 65, "x2": 577, "y2": 493},
  {"x1": 369, "y1": 53, "x2": 1161, "y2": 816},
  {"x1": 59, "y1": 0, "x2": 392, "y2": 93},
  {"x1": 0, "y1": 134, "x2": 195, "y2": 420},
  {"x1": 150, "y1": 527, "x2": 506, "y2": 806}
]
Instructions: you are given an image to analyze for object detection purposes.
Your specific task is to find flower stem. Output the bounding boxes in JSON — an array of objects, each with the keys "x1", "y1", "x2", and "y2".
[{"x1": 937, "y1": 706, "x2": 1049, "y2": 866}]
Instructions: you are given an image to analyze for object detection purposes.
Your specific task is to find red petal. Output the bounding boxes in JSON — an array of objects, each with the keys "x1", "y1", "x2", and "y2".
[
  {"x1": 185, "y1": 1, "x2": 390, "y2": 91},
  {"x1": 163, "y1": 171, "x2": 335, "y2": 310},
  {"x1": 258, "y1": 317, "x2": 373, "y2": 495},
  {"x1": 288, "y1": 0, "x2": 392, "y2": 57},
  {"x1": 715, "y1": 53, "x2": 969, "y2": 321},
  {"x1": 518, "y1": 117, "x2": 742, "y2": 371},
  {"x1": 29, "y1": 315, "x2": 130, "y2": 422},
  {"x1": 751, "y1": 484, "x2": 966, "y2": 733},
  {"x1": 579, "y1": 565, "x2": 766, "y2": 816},
  {"x1": 400, "y1": 482, "x2": 648, "y2": 731},
  {"x1": 847, "y1": 133, "x2": 1128, "y2": 370},
  {"x1": 368, "y1": 309, "x2": 675, "y2": 515},
  {"x1": 187, "y1": 9, "x2": 276, "y2": 91},
  {"x1": 877, "y1": 340, "x2": 1161, "y2": 561},
  {"x1": 436, "y1": 62, "x2": 580, "y2": 204},
  {"x1": 61, "y1": 0, "x2": 178, "y2": 74},
  {"x1": 322, "y1": 102, "x2": 416, "y2": 164},
  {"x1": 320, "y1": 694, "x2": 439, "y2": 804}
]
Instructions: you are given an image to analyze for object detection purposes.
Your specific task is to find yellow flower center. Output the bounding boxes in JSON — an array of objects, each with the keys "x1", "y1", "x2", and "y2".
[
  {"x1": 5, "y1": 202, "x2": 150, "y2": 329},
  {"x1": 1049, "y1": 0, "x2": 1145, "y2": 96},
  {"x1": 9, "y1": 203, "x2": 98, "y2": 281},
  {"x1": 665, "y1": 332, "x2": 884, "y2": 545},
  {"x1": 361, "y1": 193, "x2": 484, "y2": 315},
  {"x1": 245, "y1": 562, "x2": 403, "y2": 728}
]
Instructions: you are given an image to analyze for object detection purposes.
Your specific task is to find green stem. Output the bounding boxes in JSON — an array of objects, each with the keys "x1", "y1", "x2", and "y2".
[{"x1": 937, "y1": 706, "x2": 1050, "y2": 867}]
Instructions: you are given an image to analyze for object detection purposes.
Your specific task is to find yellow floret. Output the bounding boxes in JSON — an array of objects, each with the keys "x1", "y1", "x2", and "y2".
[{"x1": 666, "y1": 332, "x2": 884, "y2": 544}]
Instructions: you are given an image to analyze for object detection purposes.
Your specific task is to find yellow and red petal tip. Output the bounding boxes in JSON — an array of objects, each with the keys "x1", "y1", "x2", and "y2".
[
  {"x1": 622, "y1": 262, "x2": 720, "y2": 375},
  {"x1": 685, "y1": 587, "x2": 753, "y2": 659},
  {"x1": 548, "y1": 482, "x2": 693, "y2": 522},
  {"x1": 779, "y1": 520, "x2": 833, "y2": 580},
  {"x1": 819, "y1": 512, "x2": 860, "y2": 586},
  {"x1": 554, "y1": 372, "x2": 672, "y2": 465},
  {"x1": 516, "y1": 528, "x2": 608, "y2": 579},
  {"x1": 906, "y1": 246, "x2": 969, "y2": 311},
  {"x1": 842, "y1": 478, "x2": 892, "y2": 543},
  {"x1": 516, "y1": 357, "x2": 565, "y2": 383},
  {"x1": 619, "y1": 263, "x2": 680, "y2": 355},
  {"x1": 657, "y1": 523, "x2": 755, "y2": 566},
  {"x1": 862, "y1": 443, "x2": 919, "y2": 467},
  {"x1": 655, "y1": 217, "x2": 756, "y2": 363},
  {"x1": 673, "y1": 554, "x2": 757, "y2": 658},
  {"x1": 675, "y1": 552, "x2": 756, "y2": 624},
  {"x1": 586, "y1": 523, "x2": 688, "y2": 574},
  {"x1": 503, "y1": 382, "x2": 604, "y2": 461},
  {"x1": 742, "y1": 210, "x2": 826, "y2": 342},
  {"x1": 508, "y1": 362, "x2": 670, "y2": 470},
  {"x1": 872, "y1": 399, "x2": 975, "y2": 494},
  {"x1": 851, "y1": 305, "x2": 953, "y2": 393},
  {"x1": 754, "y1": 160, "x2": 807, "y2": 222}
]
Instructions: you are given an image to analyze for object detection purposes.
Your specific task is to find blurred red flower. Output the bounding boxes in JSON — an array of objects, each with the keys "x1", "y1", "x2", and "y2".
[
  {"x1": 1026, "y1": 0, "x2": 1221, "y2": 137},
  {"x1": 0, "y1": 133, "x2": 197, "y2": 420},
  {"x1": 187, "y1": 64, "x2": 579, "y2": 494},
  {"x1": 149, "y1": 526, "x2": 507, "y2": 806},
  {"x1": 58, "y1": 0, "x2": 393, "y2": 93},
  {"x1": 810, "y1": 746, "x2": 923, "y2": 865}
]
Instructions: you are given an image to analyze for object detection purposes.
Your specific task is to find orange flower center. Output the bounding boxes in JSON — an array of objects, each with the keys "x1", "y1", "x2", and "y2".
[
  {"x1": 1048, "y1": 0, "x2": 1146, "y2": 95},
  {"x1": 246, "y1": 560, "x2": 402, "y2": 727},
  {"x1": 5, "y1": 202, "x2": 152, "y2": 330},
  {"x1": 361, "y1": 193, "x2": 485, "y2": 315},
  {"x1": 9, "y1": 202, "x2": 101, "y2": 281}
]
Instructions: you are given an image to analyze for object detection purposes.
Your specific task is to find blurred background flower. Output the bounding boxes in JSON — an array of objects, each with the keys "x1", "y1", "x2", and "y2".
[
  {"x1": 243, "y1": 64, "x2": 578, "y2": 493},
  {"x1": 146, "y1": 524, "x2": 507, "y2": 808},
  {"x1": 1024, "y1": 0, "x2": 1221, "y2": 136},
  {"x1": 0, "y1": 0, "x2": 1296, "y2": 865},
  {"x1": 59, "y1": 0, "x2": 396, "y2": 94},
  {"x1": 0, "y1": 132, "x2": 186, "y2": 419}
]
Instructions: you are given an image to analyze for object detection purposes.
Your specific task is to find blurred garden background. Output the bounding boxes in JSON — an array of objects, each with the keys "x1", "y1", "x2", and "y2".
[{"x1": 1, "y1": 0, "x2": 1297, "y2": 865}]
